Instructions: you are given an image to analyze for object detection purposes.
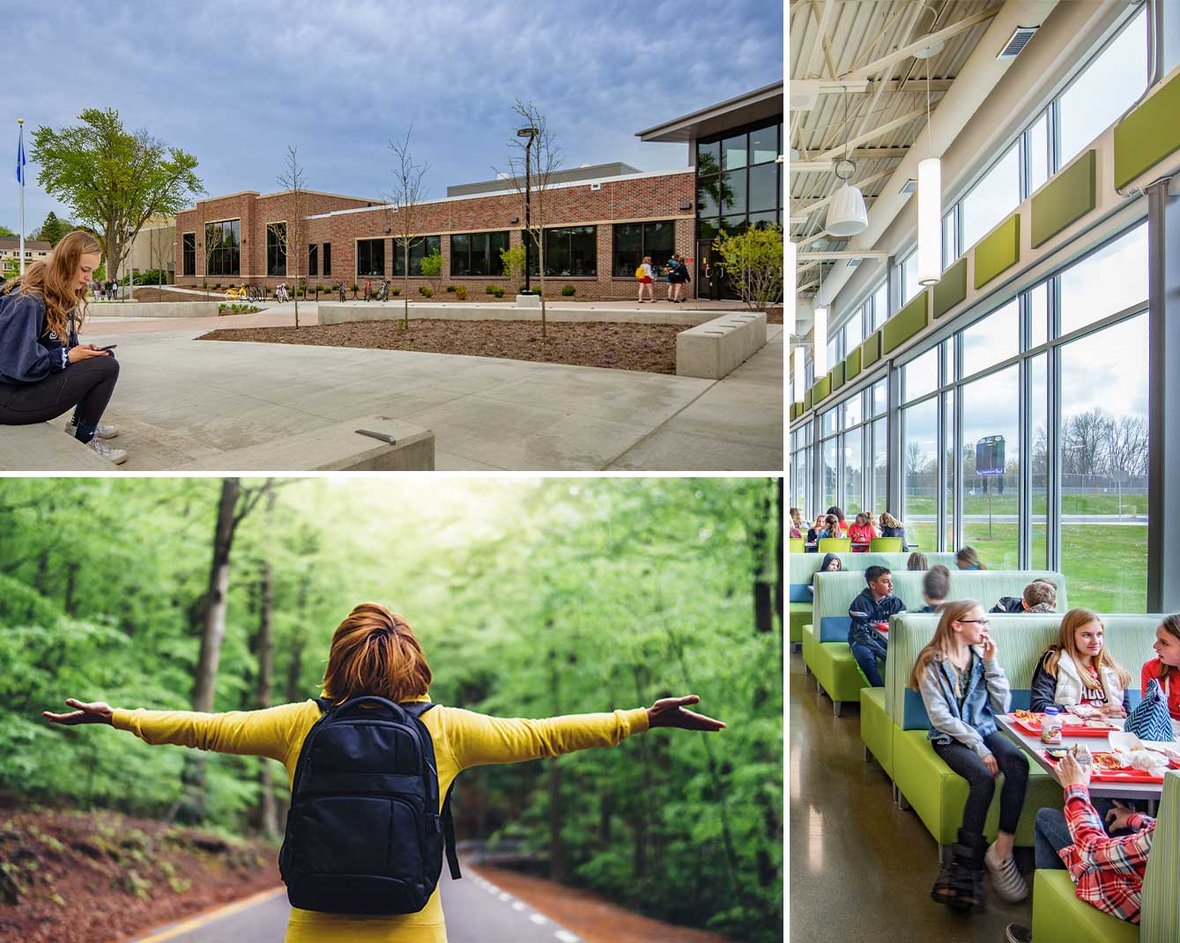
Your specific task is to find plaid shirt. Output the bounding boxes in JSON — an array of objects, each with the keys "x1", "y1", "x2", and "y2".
[{"x1": 1058, "y1": 784, "x2": 1155, "y2": 924}]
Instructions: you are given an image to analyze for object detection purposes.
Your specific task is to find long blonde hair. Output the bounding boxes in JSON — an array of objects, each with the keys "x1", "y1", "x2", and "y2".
[
  {"x1": 909, "y1": 600, "x2": 981, "y2": 690},
  {"x1": 0, "y1": 230, "x2": 99, "y2": 341},
  {"x1": 1041, "y1": 608, "x2": 1130, "y2": 689}
]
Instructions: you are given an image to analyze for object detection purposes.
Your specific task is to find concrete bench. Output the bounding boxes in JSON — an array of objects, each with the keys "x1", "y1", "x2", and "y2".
[
  {"x1": 0, "y1": 423, "x2": 114, "y2": 471},
  {"x1": 176, "y1": 417, "x2": 435, "y2": 471},
  {"x1": 93, "y1": 301, "x2": 224, "y2": 318},
  {"x1": 675, "y1": 312, "x2": 767, "y2": 379}
]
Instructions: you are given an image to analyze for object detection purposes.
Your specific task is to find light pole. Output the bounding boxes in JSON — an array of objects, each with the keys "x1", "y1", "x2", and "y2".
[{"x1": 516, "y1": 126, "x2": 538, "y2": 293}]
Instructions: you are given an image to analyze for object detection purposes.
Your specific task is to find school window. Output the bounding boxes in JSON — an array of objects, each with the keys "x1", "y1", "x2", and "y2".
[
  {"x1": 308, "y1": 243, "x2": 318, "y2": 278},
  {"x1": 322, "y1": 243, "x2": 331, "y2": 277},
  {"x1": 612, "y1": 221, "x2": 675, "y2": 277},
  {"x1": 394, "y1": 235, "x2": 442, "y2": 276},
  {"x1": 182, "y1": 233, "x2": 196, "y2": 277},
  {"x1": 357, "y1": 238, "x2": 385, "y2": 277},
  {"x1": 449, "y1": 231, "x2": 508, "y2": 277},
  {"x1": 266, "y1": 222, "x2": 287, "y2": 277},
  {"x1": 204, "y1": 219, "x2": 240, "y2": 277},
  {"x1": 528, "y1": 225, "x2": 597, "y2": 277}
]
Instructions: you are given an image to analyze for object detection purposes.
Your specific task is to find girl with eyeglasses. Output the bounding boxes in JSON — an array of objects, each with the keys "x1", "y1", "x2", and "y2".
[{"x1": 909, "y1": 600, "x2": 1029, "y2": 913}]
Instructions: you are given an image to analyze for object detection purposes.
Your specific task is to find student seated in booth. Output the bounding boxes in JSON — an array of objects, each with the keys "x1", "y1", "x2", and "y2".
[
  {"x1": 911, "y1": 601, "x2": 1029, "y2": 913},
  {"x1": 806, "y1": 512, "x2": 828, "y2": 548},
  {"x1": 956, "y1": 546, "x2": 987, "y2": 570},
  {"x1": 906, "y1": 551, "x2": 929, "y2": 571},
  {"x1": 816, "y1": 514, "x2": 842, "y2": 542},
  {"x1": 916, "y1": 565, "x2": 951, "y2": 613},
  {"x1": 991, "y1": 579, "x2": 1058, "y2": 615},
  {"x1": 1140, "y1": 613, "x2": 1180, "y2": 720},
  {"x1": 847, "y1": 565, "x2": 907, "y2": 687},
  {"x1": 879, "y1": 512, "x2": 908, "y2": 549},
  {"x1": 1003, "y1": 752, "x2": 1156, "y2": 942},
  {"x1": 825, "y1": 505, "x2": 850, "y2": 535},
  {"x1": 847, "y1": 512, "x2": 877, "y2": 550},
  {"x1": 1030, "y1": 609, "x2": 1131, "y2": 717},
  {"x1": 790, "y1": 507, "x2": 806, "y2": 535}
]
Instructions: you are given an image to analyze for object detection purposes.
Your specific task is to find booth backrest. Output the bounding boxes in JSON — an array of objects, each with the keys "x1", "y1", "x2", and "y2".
[
  {"x1": 811, "y1": 569, "x2": 1069, "y2": 645},
  {"x1": 790, "y1": 552, "x2": 957, "y2": 600},
  {"x1": 888, "y1": 612, "x2": 1163, "y2": 729},
  {"x1": 1141, "y1": 770, "x2": 1180, "y2": 941}
]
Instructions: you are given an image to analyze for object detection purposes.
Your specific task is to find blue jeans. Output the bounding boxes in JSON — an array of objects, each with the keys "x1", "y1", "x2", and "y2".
[
  {"x1": 850, "y1": 637, "x2": 886, "y2": 687},
  {"x1": 1035, "y1": 807, "x2": 1071, "y2": 870}
]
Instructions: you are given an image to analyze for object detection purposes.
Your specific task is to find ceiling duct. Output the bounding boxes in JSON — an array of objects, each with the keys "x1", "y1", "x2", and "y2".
[{"x1": 998, "y1": 26, "x2": 1039, "y2": 59}]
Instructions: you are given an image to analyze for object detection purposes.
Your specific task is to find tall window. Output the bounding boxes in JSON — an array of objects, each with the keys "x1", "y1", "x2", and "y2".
[
  {"x1": 613, "y1": 221, "x2": 675, "y2": 277},
  {"x1": 961, "y1": 143, "x2": 1020, "y2": 250},
  {"x1": 182, "y1": 233, "x2": 195, "y2": 277},
  {"x1": 357, "y1": 238, "x2": 385, "y2": 277},
  {"x1": 960, "y1": 365, "x2": 1020, "y2": 570},
  {"x1": 308, "y1": 243, "x2": 318, "y2": 278},
  {"x1": 902, "y1": 397, "x2": 938, "y2": 550},
  {"x1": 204, "y1": 219, "x2": 240, "y2": 277},
  {"x1": 529, "y1": 226, "x2": 597, "y2": 277},
  {"x1": 870, "y1": 280, "x2": 888, "y2": 331},
  {"x1": 450, "y1": 231, "x2": 508, "y2": 277},
  {"x1": 696, "y1": 119, "x2": 783, "y2": 241},
  {"x1": 266, "y1": 222, "x2": 287, "y2": 277},
  {"x1": 899, "y1": 251, "x2": 920, "y2": 306},
  {"x1": 394, "y1": 235, "x2": 441, "y2": 276},
  {"x1": 322, "y1": 243, "x2": 332, "y2": 277}
]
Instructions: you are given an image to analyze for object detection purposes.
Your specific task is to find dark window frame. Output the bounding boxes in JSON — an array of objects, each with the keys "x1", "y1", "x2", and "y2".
[
  {"x1": 182, "y1": 232, "x2": 196, "y2": 277},
  {"x1": 527, "y1": 225, "x2": 597, "y2": 277},
  {"x1": 394, "y1": 235, "x2": 442, "y2": 276},
  {"x1": 323, "y1": 243, "x2": 332, "y2": 277},
  {"x1": 612, "y1": 220, "x2": 676, "y2": 278},
  {"x1": 308, "y1": 243, "x2": 318, "y2": 278},
  {"x1": 356, "y1": 238, "x2": 385, "y2": 278},
  {"x1": 449, "y1": 231, "x2": 509, "y2": 277},
  {"x1": 267, "y1": 222, "x2": 287, "y2": 277},
  {"x1": 204, "y1": 219, "x2": 241, "y2": 277}
]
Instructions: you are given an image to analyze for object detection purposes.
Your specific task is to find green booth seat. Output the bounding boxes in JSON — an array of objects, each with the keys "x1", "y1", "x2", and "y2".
[
  {"x1": 818, "y1": 537, "x2": 852, "y2": 553},
  {"x1": 859, "y1": 686, "x2": 893, "y2": 777},
  {"x1": 805, "y1": 569, "x2": 1068, "y2": 718},
  {"x1": 790, "y1": 602, "x2": 811, "y2": 647},
  {"x1": 868, "y1": 537, "x2": 904, "y2": 552},
  {"x1": 789, "y1": 537, "x2": 804, "y2": 553},
  {"x1": 1031, "y1": 766, "x2": 1180, "y2": 942},
  {"x1": 887, "y1": 612, "x2": 1166, "y2": 855}
]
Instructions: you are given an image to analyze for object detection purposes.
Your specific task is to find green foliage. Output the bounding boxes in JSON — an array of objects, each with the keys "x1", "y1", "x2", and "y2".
[
  {"x1": 712, "y1": 225, "x2": 784, "y2": 312},
  {"x1": 131, "y1": 269, "x2": 168, "y2": 285},
  {"x1": 418, "y1": 286, "x2": 433, "y2": 297},
  {"x1": 35, "y1": 212, "x2": 73, "y2": 247},
  {"x1": 0, "y1": 224, "x2": 18, "y2": 238},
  {"x1": 560, "y1": 284, "x2": 576, "y2": 297},
  {"x1": 218, "y1": 303, "x2": 261, "y2": 315},
  {"x1": 500, "y1": 245, "x2": 526, "y2": 288},
  {"x1": 0, "y1": 478, "x2": 782, "y2": 941},
  {"x1": 30, "y1": 108, "x2": 203, "y2": 279},
  {"x1": 454, "y1": 285, "x2": 467, "y2": 301},
  {"x1": 445, "y1": 284, "x2": 456, "y2": 293}
]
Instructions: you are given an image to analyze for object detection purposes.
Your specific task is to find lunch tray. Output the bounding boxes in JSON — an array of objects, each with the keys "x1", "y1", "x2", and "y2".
[
  {"x1": 1009, "y1": 714, "x2": 1117, "y2": 739},
  {"x1": 1041, "y1": 751, "x2": 1165, "y2": 783}
]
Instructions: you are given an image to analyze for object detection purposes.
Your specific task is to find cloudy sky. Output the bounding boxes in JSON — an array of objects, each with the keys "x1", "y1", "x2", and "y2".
[{"x1": 2, "y1": 0, "x2": 783, "y2": 235}]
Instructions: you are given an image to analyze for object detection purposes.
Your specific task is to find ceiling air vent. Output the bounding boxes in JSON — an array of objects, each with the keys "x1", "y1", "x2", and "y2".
[
  {"x1": 899, "y1": 178, "x2": 918, "y2": 195},
  {"x1": 997, "y1": 27, "x2": 1037, "y2": 60},
  {"x1": 845, "y1": 258, "x2": 862, "y2": 269}
]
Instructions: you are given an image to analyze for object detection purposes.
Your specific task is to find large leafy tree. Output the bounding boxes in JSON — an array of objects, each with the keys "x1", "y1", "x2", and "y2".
[
  {"x1": 30, "y1": 108, "x2": 203, "y2": 281},
  {"x1": 35, "y1": 211, "x2": 73, "y2": 247}
]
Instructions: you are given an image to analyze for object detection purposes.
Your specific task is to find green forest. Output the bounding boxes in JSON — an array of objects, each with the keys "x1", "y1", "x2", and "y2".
[{"x1": 0, "y1": 477, "x2": 783, "y2": 942}]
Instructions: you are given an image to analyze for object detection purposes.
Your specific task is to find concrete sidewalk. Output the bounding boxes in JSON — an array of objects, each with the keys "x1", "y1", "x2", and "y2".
[{"x1": 22, "y1": 307, "x2": 783, "y2": 472}]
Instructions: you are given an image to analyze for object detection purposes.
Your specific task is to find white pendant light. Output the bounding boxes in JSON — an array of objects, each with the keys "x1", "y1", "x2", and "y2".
[
  {"x1": 793, "y1": 346, "x2": 805, "y2": 404},
  {"x1": 826, "y1": 180, "x2": 869, "y2": 236},
  {"x1": 917, "y1": 55, "x2": 942, "y2": 286},
  {"x1": 813, "y1": 261, "x2": 828, "y2": 376}
]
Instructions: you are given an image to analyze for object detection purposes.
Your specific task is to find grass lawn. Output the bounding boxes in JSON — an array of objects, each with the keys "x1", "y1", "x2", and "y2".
[
  {"x1": 903, "y1": 521, "x2": 1146, "y2": 612},
  {"x1": 903, "y1": 492, "x2": 1148, "y2": 517}
]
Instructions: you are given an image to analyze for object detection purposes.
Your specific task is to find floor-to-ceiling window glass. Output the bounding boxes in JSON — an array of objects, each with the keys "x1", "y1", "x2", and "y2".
[
  {"x1": 959, "y1": 365, "x2": 1020, "y2": 570},
  {"x1": 1029, "y1": 353, "x2": 1049, "y2": 570},
  {"x1": 902, "y1": 394, "x2": 938, "y2": 552},
  {"x1": 842, "y1": 393, "x2": 864, "y2": 515}
]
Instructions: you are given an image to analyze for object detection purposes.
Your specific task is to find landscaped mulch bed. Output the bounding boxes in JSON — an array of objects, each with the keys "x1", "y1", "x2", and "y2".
[{"x1": 198, "y1": 319, "x2": 684, "y2": 374}]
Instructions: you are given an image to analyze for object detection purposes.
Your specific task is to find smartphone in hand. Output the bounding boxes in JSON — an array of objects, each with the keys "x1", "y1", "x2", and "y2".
[{"x1": 99, "y1": 344, "x2": 117, "y2": 352}]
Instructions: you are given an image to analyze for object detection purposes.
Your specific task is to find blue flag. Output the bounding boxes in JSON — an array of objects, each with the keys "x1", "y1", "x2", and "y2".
[{"x1": 17, "y1": 125, "x2": 26, "y2": 185}]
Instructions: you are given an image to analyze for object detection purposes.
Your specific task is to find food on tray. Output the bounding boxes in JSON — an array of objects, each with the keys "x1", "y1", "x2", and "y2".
[
  {"x1": 1013, "y1": 709, "x2": 1040, "y2": 724},
  {"x1": 1084, "y1": 719, "x2": 1114, "y2": 728},
  {"x1": 1067, "y1": 704, "x2": 1102, "y2": 720},
  {"x1": 1069, "y1": 743, "x2": 1093, "y2": 768}
]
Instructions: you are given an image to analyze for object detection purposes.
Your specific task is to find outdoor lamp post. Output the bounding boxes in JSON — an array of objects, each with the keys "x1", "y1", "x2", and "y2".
[{"x1": 517, "y1": 126, "x2": 538, "y2": 292}]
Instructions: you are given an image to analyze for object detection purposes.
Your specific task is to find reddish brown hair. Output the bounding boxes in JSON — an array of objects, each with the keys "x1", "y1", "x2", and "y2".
[{"x1": 321, "y1": 603, "x2": 432, "y2": 703}]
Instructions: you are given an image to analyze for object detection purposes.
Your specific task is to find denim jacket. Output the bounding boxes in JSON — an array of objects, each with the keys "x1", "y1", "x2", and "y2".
[
  {"x1": 918, "y1": 649, "x2": 1012, "y2": 757},
  {"x1": 847, "y1": 587, "x2": 906, "y2": 649}
]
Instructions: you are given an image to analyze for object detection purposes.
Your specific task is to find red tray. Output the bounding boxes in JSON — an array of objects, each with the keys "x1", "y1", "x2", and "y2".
[
  {"x1": 1041, "y1": 751, "x2": 1164, "y2": 784},
  {"x1": 1009, "y1": 714, "x2": 1118, "y2": 738}
]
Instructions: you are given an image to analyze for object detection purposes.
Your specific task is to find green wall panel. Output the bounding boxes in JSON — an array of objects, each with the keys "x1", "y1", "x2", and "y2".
[
  {"x1": 973, "y1": 214, "x2": 1020, "y2": 289},
  {"x1": 845, "y1": 345, "x2": 862, "y2": 381},
  {"x1": 882, "y1": 292, "x2": 929, "y2": 354},
  {"x1": 932, "y1": 257, "x2": 967, "y2": 319},
  {"x1": 1114, "y1": 70, "x2": 1180, "y2": 190},
  {"x1": 1031, "y1": 150, "x2": 1096, "y2": 248},
  {"x1": 813, "y1": 375, "x2": 831, "y2": 404},
  {"x1": 861, "y1": 330, "x2": 882, "y2": 368},
  {"x1": 804, "y1": 388, "x2": 813, "y2": 410},
  {"x1": 830, "y1": 362, "x2": 845, "y2": 392}
]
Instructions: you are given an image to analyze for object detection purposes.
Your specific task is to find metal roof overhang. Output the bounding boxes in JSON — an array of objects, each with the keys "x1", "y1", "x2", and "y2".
[{"x1": 636, "y1": 81, "x2": 784, "y2": 144}]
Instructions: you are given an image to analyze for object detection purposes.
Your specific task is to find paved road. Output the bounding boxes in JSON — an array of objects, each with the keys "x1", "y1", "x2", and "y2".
[{"x1": 127, "y1": 869, "x2": 581, "y2": 943}]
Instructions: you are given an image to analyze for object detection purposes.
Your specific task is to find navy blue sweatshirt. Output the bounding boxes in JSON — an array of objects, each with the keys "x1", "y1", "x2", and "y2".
[{"x1": 0, "y1": 290, "x2": 76, "y2": 384}]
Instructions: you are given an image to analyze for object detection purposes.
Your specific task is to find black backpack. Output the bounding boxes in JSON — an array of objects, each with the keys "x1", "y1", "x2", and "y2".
[{"x1": 279, "y1": 696, "x2": 461, "y2": 914}]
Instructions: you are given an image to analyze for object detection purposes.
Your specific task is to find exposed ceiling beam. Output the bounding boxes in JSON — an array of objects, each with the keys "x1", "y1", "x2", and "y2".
[
  {"x1": 798, "y1": 250, "x2": 890, "y2": 261},
  {"x1": 843, "y1": 8, "x2": 1001, "y2": 81},
  {"x1": 792, "y1": 147, "x2": 909, "y2": 173},
  {"x1": 805, "y1": 0, "x2": 836, "y2": 79},
  {"x1": 811, "y1": 106, "x2": 929, "y2": 162},
  {"x1": 869, "y1": 78, "x2": 954, "y2": 93},
  {"x1": 792, "y1": 168, "x2": 896, "y2": 215}
]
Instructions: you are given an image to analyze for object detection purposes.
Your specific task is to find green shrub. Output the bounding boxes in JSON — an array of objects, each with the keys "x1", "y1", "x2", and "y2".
[
  {"x1": 390, "y1": 286, "x2": 401, "y2": 296},
  {"x1": 418, "y1": 286, "x2": 433, "y2": 297},
  {"x1": 454, "y1": 286, "x2": 468, "y2": 301},
  {"x1": 485, "y1": 284, "x2": 498, "y2": 295},
  {"x1": 561, "y1": 284, "x2": 576, "y2": 297},
  {"x1": 490, "y1": 286, "x2": 505, "y2": 298},
  {"x1": 445, "y1": 285, "x2": 456, "y2": 293}
]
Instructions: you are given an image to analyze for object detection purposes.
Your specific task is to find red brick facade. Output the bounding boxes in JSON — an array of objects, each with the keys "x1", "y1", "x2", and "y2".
[{"x1": 175, "y1": 171, "x2": 698, "y2": 300}]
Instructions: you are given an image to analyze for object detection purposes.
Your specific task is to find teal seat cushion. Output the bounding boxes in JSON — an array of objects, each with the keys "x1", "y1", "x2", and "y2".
[
  {"x1": 790, "y1": 602, "x2": 811, "y2": 644},
  {"x1": 860, "y1": 687, "x2": 893, "y2": 778},
  {"x1": 892, "y1": 727, "x2": 1061, "y2": 847},
  {"x1": 1031, "y1": 869, "x2": 1138, "y2": 943}
]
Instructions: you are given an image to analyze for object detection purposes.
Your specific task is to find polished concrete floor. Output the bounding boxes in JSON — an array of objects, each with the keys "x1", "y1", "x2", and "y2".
[{"x1": 788, "y1": 652, "x2": 1033, "y2": 940}]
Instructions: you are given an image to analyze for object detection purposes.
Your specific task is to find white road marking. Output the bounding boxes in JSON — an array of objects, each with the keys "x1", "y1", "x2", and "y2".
[
  {"x1": 529, "y1": 913, "x2": 549, "y2": 925},
  {"x1": 498, "y1": 891, "x2": 512, "y2": 902},
  {"x1": 512, "y1": 901, "x2": 527, "y2": 911},
  {"x1": 554, "y1": 931, "x2": 581, "y2": 943}
]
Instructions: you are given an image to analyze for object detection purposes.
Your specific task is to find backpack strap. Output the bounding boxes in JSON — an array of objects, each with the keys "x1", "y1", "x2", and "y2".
[{"x1": 403, "y1": 701, "x2": 462, "y2": 881}]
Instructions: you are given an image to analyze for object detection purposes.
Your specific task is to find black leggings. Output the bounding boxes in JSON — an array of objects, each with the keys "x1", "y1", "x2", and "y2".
[
  {"x1": 0, "y1": 357, "x2": 120, "y2": 427},
  {"x1": 933, "y1": 730, "x2": 1029, "y2": 837}
]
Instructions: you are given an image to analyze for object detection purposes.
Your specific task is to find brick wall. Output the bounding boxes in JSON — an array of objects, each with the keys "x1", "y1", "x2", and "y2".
[{"x1": 176, "y1": 171, "x2": 702, "y2": 300}]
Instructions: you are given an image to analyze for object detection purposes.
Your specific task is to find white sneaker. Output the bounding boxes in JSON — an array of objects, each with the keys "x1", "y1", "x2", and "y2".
[
  {"x1": 86, "y1": 437, "x2": 127, "y2": 465},
  {"x1": 67, "y1": 421, "x2": 118, "y2": 439},
  {"x1": 985, "y1": 843, "x2": 1028, "y2": 903}
]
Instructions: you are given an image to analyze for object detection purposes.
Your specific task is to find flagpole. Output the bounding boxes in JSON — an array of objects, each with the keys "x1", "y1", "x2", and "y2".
[{"x1": 17, "y1": 118, "x2": 25, "y2": 277}]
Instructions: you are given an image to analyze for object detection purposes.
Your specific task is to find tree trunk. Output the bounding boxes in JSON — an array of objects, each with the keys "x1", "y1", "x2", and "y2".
[{"x1": 255, "y1": 523, "x2": 278, "y2": 839}]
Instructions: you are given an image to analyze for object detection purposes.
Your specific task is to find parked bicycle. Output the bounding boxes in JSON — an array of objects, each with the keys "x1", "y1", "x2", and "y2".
[
  {"x1": 337, "y1": 282, "x2": 347, "y2": 303},
  {"x1": 373, "y1": 279, "x2": 390, "y2": 302},
  {"x1": 224, "y1": 285, "x2": 248, "y2": 300},
  {"x1": 246, "y1": 284, "x2": 265, "y2": 303},
  {"x1": 275, "y1": 283, "x2": 290, "y2": 303}
]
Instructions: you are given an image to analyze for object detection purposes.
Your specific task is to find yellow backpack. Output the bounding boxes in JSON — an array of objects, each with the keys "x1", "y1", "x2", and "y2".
[{"x1": 635, "y1": 265, "x2": 645, "y2": 279}]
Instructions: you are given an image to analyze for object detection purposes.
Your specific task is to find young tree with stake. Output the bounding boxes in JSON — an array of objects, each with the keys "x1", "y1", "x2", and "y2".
[{"x1": 387, "y1": 129, "x2": 428, "y2": 331}]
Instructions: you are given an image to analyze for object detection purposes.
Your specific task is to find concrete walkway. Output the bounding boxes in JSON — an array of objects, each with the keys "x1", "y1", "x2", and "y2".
[{"x1": 20, "y1": 303, "x2": 782, "y2": 472}]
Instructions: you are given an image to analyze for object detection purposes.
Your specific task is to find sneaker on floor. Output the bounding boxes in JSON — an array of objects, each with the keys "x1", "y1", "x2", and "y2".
[
  {"x1": 68, "y1": 420, "x2": 118, "y2": 439},
  {"x1": 86, "y1": 436, "x2": 127, "y2": 465},
  {"x1": 986, "y1": 843, "x2": 1029, "y2": 902},
  {"x1": 1004, "y1": 924, "x2": 1032, "y2": 943}
]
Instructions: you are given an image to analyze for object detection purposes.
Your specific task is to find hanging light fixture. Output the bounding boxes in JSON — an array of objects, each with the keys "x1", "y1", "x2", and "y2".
[
  {"x1": 826, "y1": 89, "x2": 869, "y2": 237},
  {"x1": 917, "y1": 50, "x2": 942, "y2": 286},
  {"x1": 793, "y1": 346, "x2": 806, "y2": 404},
  {"x1": 813, "y1": 262, "x2": 828, "y2": 376}
]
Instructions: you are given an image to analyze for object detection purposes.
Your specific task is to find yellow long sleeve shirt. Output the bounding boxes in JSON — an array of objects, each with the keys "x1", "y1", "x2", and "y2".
[{"x1": 112, "y1": 698, "x2": 649, "y2": 943}]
